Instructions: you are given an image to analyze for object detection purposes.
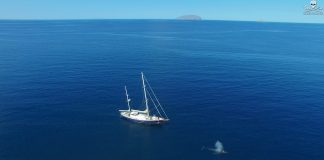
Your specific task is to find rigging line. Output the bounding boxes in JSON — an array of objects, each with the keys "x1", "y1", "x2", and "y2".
[
  {"x1": 144, "y1": 75, "x2": 169, "y2": 119},
  {"x1": 146, "y1": 88, "x2": 163, "y2": 117},
  {"x1": 144, "y1": 77, "x2": 169, "y2": 119}
]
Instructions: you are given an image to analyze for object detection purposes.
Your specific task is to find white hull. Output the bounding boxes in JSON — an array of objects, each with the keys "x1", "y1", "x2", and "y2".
[{"x1": 119, "y1": 110, "x2": 168, "y2": 124}]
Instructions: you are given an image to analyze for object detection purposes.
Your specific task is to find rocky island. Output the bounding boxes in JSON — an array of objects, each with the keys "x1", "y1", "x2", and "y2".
[{"x1": 176, "y1": 15, "x2": 202, "y2": 20}]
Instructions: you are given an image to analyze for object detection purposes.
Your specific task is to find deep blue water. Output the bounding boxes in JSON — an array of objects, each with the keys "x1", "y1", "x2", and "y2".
[{"x1": 0, "y1": 20, "x2": 324, "y2": 160}]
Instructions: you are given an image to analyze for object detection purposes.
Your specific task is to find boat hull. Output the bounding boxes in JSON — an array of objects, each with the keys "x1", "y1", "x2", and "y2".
[{"x1": 119, "y1": 110, "x2": 168, "y2": 125}]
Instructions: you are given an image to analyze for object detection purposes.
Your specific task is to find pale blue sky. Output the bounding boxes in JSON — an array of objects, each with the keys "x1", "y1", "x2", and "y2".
[{"x1": 0, "y1": 0, "x2": 323, "y2": 23}]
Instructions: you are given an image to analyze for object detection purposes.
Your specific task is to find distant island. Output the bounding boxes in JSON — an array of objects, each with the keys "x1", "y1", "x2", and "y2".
[{"x1": 176, "y1": 15, "x2": 202, "y2": 20}]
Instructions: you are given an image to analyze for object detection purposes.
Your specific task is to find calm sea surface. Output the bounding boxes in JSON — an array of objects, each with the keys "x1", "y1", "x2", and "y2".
[{"x1": 0, "y1": 20, "x2": 324, "y2": 160}]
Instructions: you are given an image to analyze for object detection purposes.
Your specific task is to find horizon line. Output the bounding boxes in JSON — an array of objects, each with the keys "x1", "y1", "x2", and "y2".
[{"x1": 0, "y1": 18, "x2": 323, "y2": 25}]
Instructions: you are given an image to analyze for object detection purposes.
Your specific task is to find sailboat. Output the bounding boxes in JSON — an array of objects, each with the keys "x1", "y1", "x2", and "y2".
[{"x1": 119, "y1": 72, "x2": 169, "y2": 124}]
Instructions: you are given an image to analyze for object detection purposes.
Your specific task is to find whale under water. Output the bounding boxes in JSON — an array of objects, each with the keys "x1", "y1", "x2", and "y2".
[{"x1": 202, "y1": 140, "x2": 227, "y2": 154}]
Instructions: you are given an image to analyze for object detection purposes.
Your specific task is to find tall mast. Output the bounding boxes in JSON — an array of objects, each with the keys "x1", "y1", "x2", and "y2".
[
  {"x1": 125, "y1": 86, "x2": 131, "y2": 111},
  {"x1": 141, "y1": 72, "x2": 149, "y2": 115}
]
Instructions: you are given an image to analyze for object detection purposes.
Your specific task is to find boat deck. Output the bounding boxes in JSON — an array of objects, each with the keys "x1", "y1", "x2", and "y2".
[{"x1": 119, "y1": 110, "x2": 168, "y2": 124}]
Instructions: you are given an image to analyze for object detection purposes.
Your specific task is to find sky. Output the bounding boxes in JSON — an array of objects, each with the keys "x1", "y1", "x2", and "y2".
[{"x1": 0, "y1": 0, "x2": 323, "y2": 23}]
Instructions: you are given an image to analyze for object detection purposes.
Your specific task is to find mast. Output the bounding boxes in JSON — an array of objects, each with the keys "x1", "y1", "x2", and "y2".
[
  {"x1": 141, "y1": 72, "x2": 149, "y2": 115},
  {"x1": 125, "y1": 86, "x2": 131, "y2": 111}
]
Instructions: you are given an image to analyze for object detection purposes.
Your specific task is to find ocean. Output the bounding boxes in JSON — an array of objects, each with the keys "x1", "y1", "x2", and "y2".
[{"x1": 0, "y1": 20, "x2": 324, "y2": 160}]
